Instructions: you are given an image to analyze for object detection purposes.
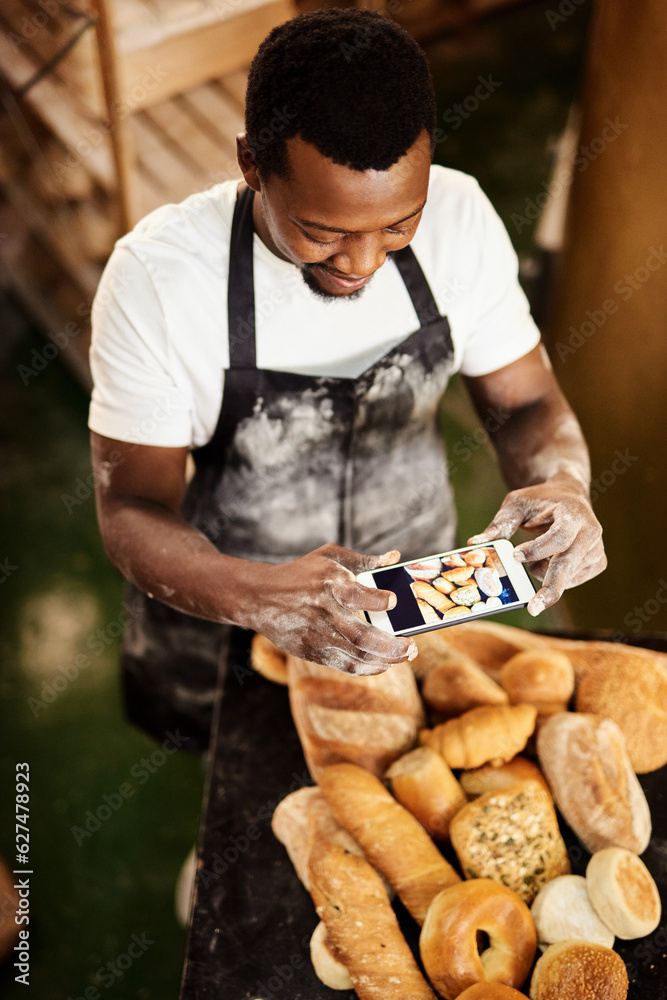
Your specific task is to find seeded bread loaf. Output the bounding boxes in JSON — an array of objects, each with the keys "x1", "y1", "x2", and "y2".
[{"x1": 449, "y1": 781, "x2": 571, "y2": 904}]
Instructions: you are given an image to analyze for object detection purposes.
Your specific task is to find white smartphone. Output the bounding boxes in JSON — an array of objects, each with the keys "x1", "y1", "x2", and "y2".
[{"x1": 357, "y1": 539, "x2": 535, "y2": 637}]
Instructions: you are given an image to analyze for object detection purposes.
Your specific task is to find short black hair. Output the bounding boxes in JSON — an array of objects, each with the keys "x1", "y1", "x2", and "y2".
[{"x1": 245, "y1": 8, "x2": 436, "y2": 178}]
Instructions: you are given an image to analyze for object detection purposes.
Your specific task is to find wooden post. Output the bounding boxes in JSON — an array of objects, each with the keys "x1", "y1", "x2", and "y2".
[{"x1": 546, "y1": 0, "x2": 667, "y2": 632}]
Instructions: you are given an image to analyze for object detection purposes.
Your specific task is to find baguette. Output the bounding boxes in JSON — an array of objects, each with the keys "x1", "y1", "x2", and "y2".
[
  {"x1": 287, "y1": 656, "x2": 424, "y2": 781},
  {"x1": 318, "y1": 762, "x2": 460, "y2": 924},
  {"x1": 310, "y1": 921, "x2": 353, "y2": 990},
  {"x1": 271, "y1": 786, "x2": 363, "y2": 891},
  {"x1": 411, "y1": 580, "x2": 455, "y2": 613},
  {"x1": 420, "y1": 703, "x2": 537, "y2": 770},
  {"x1": 308, "y1": 841, "x2": 437, "y2": 1000}
]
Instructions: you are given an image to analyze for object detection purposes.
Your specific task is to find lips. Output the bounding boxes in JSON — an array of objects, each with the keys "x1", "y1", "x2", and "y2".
[{"x1": 315, "y1": 267, "x2": 370, "y2": 293}]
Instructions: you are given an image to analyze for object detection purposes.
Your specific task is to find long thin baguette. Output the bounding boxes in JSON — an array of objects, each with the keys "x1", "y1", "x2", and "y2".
[
  {"x1": 308, "y1": 840, "x2": 437, "y2": 1000},
  {"x1": 318, "y1": 763, "x2": 460, "y2": 924}
]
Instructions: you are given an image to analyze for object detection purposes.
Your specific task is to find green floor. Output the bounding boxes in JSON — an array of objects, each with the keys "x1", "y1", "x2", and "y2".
[{"x1": 0, "y1": 2, "x2": 597, "y2": 996}]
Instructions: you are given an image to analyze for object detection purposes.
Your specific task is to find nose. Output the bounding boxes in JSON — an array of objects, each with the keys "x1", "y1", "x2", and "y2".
[{"x1": 329, "y1": 233, "x2": 386, "y2": 278}]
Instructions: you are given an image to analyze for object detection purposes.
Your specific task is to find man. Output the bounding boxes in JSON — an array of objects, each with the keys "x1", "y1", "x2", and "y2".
[{"x1": 89, "y1": 9, "x2": 605, "y2": 749}]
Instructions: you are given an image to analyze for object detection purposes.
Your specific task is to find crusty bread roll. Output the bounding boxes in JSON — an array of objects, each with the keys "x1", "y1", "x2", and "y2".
[
  {"x1": 450, "y1": 781, "x2": 570, "y2": 904},
  {"x1": 420, "y1": 703, "x2": 537, "y2": 770},
  {"x1": 500, "y1": 650, "x2": 574, "y2": 714},
  {"x1": 419, "y1": 879, "x2": 537, "y2": 999},
  {"x1": 318, "y1": 762, "x2": 460, "y2": 924},
  {"x1": 411, "y1": 632, "x2": 469, "y2": 680},
  {"x1": 457, "y1": 985, "x2": 527, "y2": 999},
  {"x1": 530, "y1": 875, "x2": 614, "y2": 948},
  {"x1": 310, "y1": 921, "x2": 353, "y2": 990},
  {"x1": 308, "y1": 841, "x2": 437, "y2": 1000},
  {"x1": 385, "y1": 746, "x2": 467, "y2": 842},
  {"x1": 537, "y1": 713, "x2": 651, "y2": 854},
  {"x1": 271, "y1": 786, "x2": 363, "y2": 891},
  {"x1": 287, "y1": 656, "x2": 424, "y2": 781},
  {"x1": 586, "y1": 847, "x2": 662, "y2": 939},
  {"x1": 573, "y1": 646, "x2": 667, "y2": 772},
  {"x1": 422, "y1": 656, "x2": 509, "y2": 721},
  {"x1": 250, "y1": 632, "x2": 289, "y2": 684},
  {"x1": 529, "y1": 940, "x2": 629, "y2": 1000},
  {"x1": 460, "y1": 756, "x2": 550, "y2": 799}
]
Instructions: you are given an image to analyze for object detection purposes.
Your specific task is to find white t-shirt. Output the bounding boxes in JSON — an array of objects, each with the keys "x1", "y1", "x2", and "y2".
[{"x1": 89, "y1": 165, "x2": 540, "y2": 448}]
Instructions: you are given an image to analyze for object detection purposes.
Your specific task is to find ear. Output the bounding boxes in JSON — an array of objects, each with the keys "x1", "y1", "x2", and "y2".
[{"x1": 236, "y1": 133, "x2": 261, "y2": 192}]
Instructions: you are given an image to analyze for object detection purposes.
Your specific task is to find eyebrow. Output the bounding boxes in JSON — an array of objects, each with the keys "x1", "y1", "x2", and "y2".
[{"x1": 294, "y1": 203, "x2": 426, "y2": 234}]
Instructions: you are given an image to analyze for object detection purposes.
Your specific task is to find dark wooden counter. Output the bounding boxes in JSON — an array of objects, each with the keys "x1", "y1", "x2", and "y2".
[{"x1": 180, "y1": 629, "x2": 667, "y2": 999}]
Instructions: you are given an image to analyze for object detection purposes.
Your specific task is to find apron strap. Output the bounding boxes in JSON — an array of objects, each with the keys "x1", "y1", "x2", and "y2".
[
  {"x1": 228, "y1": 185, "x2": 257, "y2": 369},
  {"x1": 393, "y1": 244, "x2": 443, "y2": 330}
]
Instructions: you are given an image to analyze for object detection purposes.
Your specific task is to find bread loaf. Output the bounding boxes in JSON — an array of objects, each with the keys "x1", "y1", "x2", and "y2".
[
  {"x1": 420, "y1": 703, "x2": 537, "y2": 770},
  {"x1": 449, "y1": 781, "x2": 570, "y2": 904},
  {"x1": 429, "y1": 620, "x2": 548, "y2": 682},
  {"x1": 250, "y1": 632, "x2": 288, "y2": 684},
  {"x1": 460, "y1": 756, "x2": 550, "y2": 799},
  {"x1": 308, "y1": 840, "x2": 437, "y2": 1000},
  {"x1": 422, "y1": 656, "x2": 508, "y2": 721},
  {"x1": 537, "y1": 713, "x2": 651, "y2": 854},
  {"x1": 529, "y1": 875, "x2": 614, "y2": 948},
  {"x1": 287, "y1": 656, "x2": 424, "y2": 781},
  {"x1": 586, "y1": 847, "x2": 662, "y2": 939},
  {"x1": 318, "y1": 762, "x2": 460, "y2": 924},
  {"x1": 271, "y1": 786, "x2": 363, "y2": 890},
  {"x1": 500, "y1": 650, "x2": 575, "y2": 714},
  {"x1": 573, "y1": 646, "x2": 667, "y2": 772},
  {"x1": 385, "y1": 746, "x2": 467, "y2": 842},
  {"x1": 529, "y1": 940, "x2": 629, "y2": 1000},
  {"x1": 309, "y1": 921, "x2": 353, "y2": 990}
]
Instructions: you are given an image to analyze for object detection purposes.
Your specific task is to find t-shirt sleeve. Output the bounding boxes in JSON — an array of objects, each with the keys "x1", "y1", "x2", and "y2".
[
  {"x1": 458, "y1": 184, "x2": 541, "y2": 377},
  {"x1": 88, "y1": 246, "x2": 195, "y2": 447}
]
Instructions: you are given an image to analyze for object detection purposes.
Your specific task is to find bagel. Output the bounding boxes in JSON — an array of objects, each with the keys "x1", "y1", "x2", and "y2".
[{"x1": 420, "y1": 879, "x2": 537, "y2": 999}]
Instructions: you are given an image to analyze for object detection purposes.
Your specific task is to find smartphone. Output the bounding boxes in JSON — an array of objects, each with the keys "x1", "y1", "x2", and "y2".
[{"x1": 357, "y1": 539, "x2": 535, "y2": 637}]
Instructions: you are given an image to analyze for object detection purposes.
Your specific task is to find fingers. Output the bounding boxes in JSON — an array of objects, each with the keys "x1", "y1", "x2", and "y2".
[
  {"x1": 321, "y1": 622, "x2": 417, "y2": 675},
  {"x1": 514, "y1": 517, "x2": 580, "y2": 564},
  {"x1": 467, "y1": 499, "x2": 526, "y2": 545},
  {"x1": 333, "y1": 575, "x2": 397, "y2": 612},
  {"x1": 319, "y1": 543, "x2": 401, "y2": 575}
]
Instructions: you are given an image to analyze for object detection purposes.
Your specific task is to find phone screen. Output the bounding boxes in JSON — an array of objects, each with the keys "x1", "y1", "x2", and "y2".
[{"x1": 365, "y1": 544, "x2": 523, "y2": 633}]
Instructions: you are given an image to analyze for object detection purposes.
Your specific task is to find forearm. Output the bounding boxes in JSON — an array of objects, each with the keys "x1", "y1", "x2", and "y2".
[
  {"x1": 490, "y1": 391, "x2": 591, "y2": 497},
  {"x1": 98, "y1": 498, "x2": 263, "y2": 626}
]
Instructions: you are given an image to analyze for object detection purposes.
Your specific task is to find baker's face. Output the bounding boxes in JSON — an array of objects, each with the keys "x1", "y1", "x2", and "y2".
[{"x1": 245, "y1": 130, "x2": 432, "y2": 299}]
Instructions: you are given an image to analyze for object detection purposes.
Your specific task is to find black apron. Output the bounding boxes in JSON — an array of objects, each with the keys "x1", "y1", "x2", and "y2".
[{"x1": 121, "y1": 186, "x2": 458, "y2": 752}]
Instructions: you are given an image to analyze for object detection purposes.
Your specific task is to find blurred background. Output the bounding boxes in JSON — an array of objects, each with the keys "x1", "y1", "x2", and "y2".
[{"x1": 0, "y1": 0, "x2": 665, "y2": 995}]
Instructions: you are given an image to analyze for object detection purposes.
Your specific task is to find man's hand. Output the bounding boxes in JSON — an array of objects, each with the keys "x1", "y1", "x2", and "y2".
[
  {"x1": 246, "y1": 543, "x2": 417, "y2": 675},
  {"x1": 468, "y1": 475, "x2": 606, "y2": 616}
]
